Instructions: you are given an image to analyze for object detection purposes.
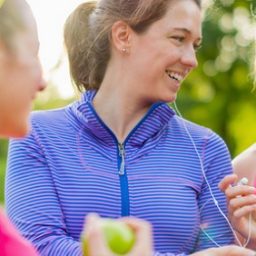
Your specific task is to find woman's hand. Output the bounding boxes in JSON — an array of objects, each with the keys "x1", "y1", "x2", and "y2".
[
  {"x1": 219, "y1": 174, "x2": 256, "y2": 249},
  {"x1": 83, "y1": 213, "x2": 153, "y2": 256},
  {"x1": 191, "y1": 245, "x2": 256, "y2": 256}
]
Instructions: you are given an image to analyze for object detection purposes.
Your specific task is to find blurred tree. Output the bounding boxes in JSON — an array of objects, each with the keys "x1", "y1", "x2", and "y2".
[{"x1": 175, "y1": 0, "x2": 256, "y2": 157}]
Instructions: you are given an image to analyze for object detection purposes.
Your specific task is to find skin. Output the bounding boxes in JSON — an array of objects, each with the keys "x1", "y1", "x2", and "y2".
[
  {"x1": 219, "y1": 174, "x2": 256, "y2": 250},
  {"x1": 232, "y1": 144, "x2": 256, "y2": 186},
  {"x1": 85, "y1": 214, "x2": 153, "y2": 256},
  {"x1": 89, "y1": 0, "x2": 256, "y2": 255},
  {"x1": 0, "y1": 2, "x2": 44, "y2": 255},
  {"x1": 191, "y1": 245, "x2": 256, "y2": 256},
  {"x1": 0, "y1": 2, "x2": 153, "y2": 256},
  {"x1": 86, "y1": 213, "x2": 256, "y2": 256},
  {"x1": 0, "y1": 5, "x2": 45, "y2": 138},
  {"x1": 93, "y1": 0, "x2": 202, "y2": 142}
]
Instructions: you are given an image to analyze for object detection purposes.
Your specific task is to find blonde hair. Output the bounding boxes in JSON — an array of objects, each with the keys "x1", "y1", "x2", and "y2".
[{"x1": 0, "y1": 0, "x2": 30, "y2": 51}]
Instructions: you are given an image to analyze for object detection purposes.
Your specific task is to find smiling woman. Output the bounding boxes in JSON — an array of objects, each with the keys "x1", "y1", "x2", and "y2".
[{"x1": 4, "y1": 0, "x2": 256, "y2": 256}]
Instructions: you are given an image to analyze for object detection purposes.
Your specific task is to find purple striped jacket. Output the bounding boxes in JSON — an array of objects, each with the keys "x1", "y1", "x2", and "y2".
[{"x1": 6, "y1": 90, "x2": 234, "y2": 255}]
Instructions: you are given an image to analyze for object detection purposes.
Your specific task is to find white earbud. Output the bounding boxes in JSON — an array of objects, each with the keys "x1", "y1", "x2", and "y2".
[{"x1": 237, "y1": 177, "x2": 249, "y2": 186}]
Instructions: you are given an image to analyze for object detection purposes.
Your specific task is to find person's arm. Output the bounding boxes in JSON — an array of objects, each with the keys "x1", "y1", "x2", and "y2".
[
  {"x1": 152, "y1": 246, "x2": 255, "y2": 256},
  {"x1": 232, "y1": 143, "x2": 256, "y2": 186},
  {"x1": 219, "y1": 174, "x2": 256, "y2": 250},
  {"x1": 190, "y1": 245, "x2": 256, "y2": 256},
  {"x1": 5, "y1": 132, "x2": 82, "y2": 256},
  {"x1": 153, "y1": 133, "x2": 252, "y2": 256}
]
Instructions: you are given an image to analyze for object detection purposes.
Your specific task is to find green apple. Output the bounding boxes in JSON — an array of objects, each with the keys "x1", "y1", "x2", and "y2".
[
  {"x1": 82, "y1": 218, "x2": 135, "y2": 255},
  {"x1": 101, "y1": 219, "x2": 135, "y2": 254}
]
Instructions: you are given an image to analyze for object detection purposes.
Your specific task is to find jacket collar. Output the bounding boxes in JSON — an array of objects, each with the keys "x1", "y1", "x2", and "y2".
[{"x1": 72, "y1": 90, "x2": 175, "y2": 148}]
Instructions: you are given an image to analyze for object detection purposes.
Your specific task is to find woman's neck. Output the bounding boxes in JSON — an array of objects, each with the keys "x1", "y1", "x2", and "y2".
[{"x1": 93, "y1": 86, "x2": 149, "y2": 143}]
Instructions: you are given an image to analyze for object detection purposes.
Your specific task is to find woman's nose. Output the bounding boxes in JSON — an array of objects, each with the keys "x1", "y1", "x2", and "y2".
[
  {"x1": 37, "y1": 76, "x2": 46, "y2": 92},
  {"x1": 37, "y1": 62, "x2": 46, "y2": 92},
  {"x1": 181, "y1": 45, "x2": 198, "y2": 69}
]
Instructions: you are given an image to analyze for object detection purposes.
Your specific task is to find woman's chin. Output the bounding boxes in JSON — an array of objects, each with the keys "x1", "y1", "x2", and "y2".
[{"x1": 7, "y1": 121, "x2": 30, "y2": 138}]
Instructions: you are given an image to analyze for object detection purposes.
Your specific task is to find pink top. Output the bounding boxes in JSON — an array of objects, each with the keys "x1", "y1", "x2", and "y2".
[{"x1": 0, "y1": 209, "x2": 38, "y2": 256}]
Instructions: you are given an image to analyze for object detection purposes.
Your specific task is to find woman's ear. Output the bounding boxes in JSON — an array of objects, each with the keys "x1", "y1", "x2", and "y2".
[{"x1": 111, "y1": 20, "x2": 132, "y2": 54}]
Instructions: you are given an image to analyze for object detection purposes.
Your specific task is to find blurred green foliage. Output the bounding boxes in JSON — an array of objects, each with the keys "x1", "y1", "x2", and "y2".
[
  {"x1": 0, "y1": 0, "x2": 256, "y2": 203},
  {"x1": 176, "y1": 0, "x2": 256, "y2": 157}
]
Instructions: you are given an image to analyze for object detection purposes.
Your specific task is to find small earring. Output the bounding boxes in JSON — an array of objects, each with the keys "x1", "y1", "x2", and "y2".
[{"x1": 122, "y1": 48, "x2": 127, "y2": 53}]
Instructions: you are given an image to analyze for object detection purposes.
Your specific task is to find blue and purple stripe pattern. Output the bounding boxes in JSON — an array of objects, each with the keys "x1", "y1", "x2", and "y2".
[{"x1": 6, "y1": 90, "x2": 234, "y2": 255}]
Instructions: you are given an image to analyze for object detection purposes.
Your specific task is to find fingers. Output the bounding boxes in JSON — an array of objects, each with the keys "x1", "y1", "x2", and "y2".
[
  {"x1": 83, "y1": 215, "x2": 153, "y2": 256},
  {"x1": 225, "y1": 185, "x2": 256, "y2": 198},
  {"x1": 218, "y1": 174, "x2": 238, "y2": 192},
  {"x1": 121, "y1": 217, "x2": 153, "y2": 256},
  {"x1": 213, "y1": 245, "x2": 256, "y2": 256},
  {"x1": 232, "y1": 203, "x2": 256, "y2": 218},
  {"x1": 230, "y1": 194, "x2": 256, "y2": 210},
  {"x1": 121, "y1": 217, "x2": 151, "y2": 234},
  {"x1": 225, "y1": 184, "x2": 256, "y2": 217},
  {"x1": 83, "y1": 213, "x2": 113, "y2": 256}
]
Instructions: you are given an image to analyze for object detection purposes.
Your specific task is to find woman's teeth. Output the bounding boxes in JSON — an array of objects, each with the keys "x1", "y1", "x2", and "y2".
[{"x1": 166, "y1": 70, "x2": 183, "y2": 81}]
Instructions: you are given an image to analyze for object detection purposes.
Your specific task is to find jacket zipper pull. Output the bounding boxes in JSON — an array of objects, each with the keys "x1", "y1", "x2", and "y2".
[{"x1": 118, "y1": 143, "x2": 125, "y2": 175}]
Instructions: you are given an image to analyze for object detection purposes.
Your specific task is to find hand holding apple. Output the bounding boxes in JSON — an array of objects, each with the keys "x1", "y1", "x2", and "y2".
[{"x1": 81, "y1": 213, "x2": 152, "y2": 256}]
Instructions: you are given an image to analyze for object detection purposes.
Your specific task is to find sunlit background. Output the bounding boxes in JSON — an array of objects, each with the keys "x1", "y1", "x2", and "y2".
[{"x1": 26, "y1": 0, "x2": 86, "y2": 99}]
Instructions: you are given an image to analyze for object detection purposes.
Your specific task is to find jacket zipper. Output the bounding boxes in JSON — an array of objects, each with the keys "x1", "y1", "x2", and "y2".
[
  {"x1": 88, "y1": 100, "x2": 162, "y2": 216},
  {"x1": 118, "y1": 143, "x2": 125, "y2": 175}
]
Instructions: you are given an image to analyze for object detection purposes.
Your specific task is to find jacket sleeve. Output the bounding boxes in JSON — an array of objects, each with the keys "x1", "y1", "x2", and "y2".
[
  {"x1": 5, "y1": 132, "x2": 82, "y2": 256},
  {"x1": 195, "y1": 131, "x2": 234, "y2": 250},
  {"x1": 154, "y1": 132, "x2": 234, "y2": 255}
]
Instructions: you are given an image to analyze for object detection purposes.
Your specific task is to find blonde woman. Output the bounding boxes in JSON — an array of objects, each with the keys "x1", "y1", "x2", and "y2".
[
  {"x1": 0, "y1": 0, "x2": 45, "y2": 254},
  {"x1": 5, "y1": 0, "x2": 256, "y2": 255}
]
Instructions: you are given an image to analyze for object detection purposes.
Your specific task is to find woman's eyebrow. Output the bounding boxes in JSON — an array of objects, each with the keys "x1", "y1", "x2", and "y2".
[{"x1": 173, "y1": 27, "x2": 202, "y2": 41}]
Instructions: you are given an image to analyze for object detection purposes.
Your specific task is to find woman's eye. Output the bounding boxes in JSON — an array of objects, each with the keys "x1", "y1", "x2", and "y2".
[
  {"x1": 171, "y1": 36, "x2": 185, "y2": 43},
  {"x1": 193, "y1": 43, "x2": 202, "y2": 51}
]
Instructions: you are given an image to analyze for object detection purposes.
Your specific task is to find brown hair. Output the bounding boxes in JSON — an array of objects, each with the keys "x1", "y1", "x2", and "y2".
[
  {"x1": 64, "y1": 0, "x2": 201, "y2": 92},
  {"x1": 0, "y1": 0, "x2": 30, "y2": 52}
]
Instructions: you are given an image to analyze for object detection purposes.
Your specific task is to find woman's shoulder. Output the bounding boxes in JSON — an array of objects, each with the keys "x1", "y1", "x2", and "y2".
[
  {"x1": 30, "y1": 101, "x2": 77, "y2": 127},
  {"x1": 170, "y1": 115, "x2": 230, "y2": 157},
  {"x1": 172, "y1": 115, "x2": 221, "y2": 140}
]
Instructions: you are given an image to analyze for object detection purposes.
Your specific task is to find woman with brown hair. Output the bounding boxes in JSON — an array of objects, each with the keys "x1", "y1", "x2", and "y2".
[{"x1": 5, "y1": 0, "x2": 256, "y2": 255}]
